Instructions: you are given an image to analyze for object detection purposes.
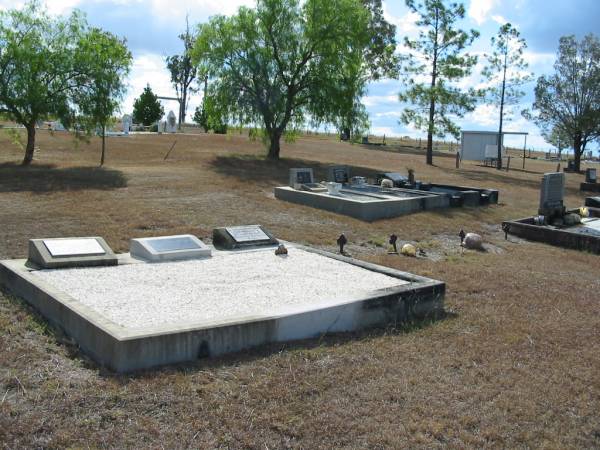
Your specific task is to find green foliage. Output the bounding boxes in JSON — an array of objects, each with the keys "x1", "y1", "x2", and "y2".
[
  {"x1": 528, "y1": 34, "x2": 600, "y2": 170},
  {"x1": 0, "y1": 0, "x2": 131, "y2": 164},
  {"x1": 398, "y1": 0, "x2": 480, "y2": 164},
  {"x1": 193, "y1": 0, "x2": 395, "y2": 159},
  {"x1": 193, "y1": 105, "x2": 208, "y2": 130},
  {"x1": 132, "y1": 85, "x2": 164, "y2": 126}
]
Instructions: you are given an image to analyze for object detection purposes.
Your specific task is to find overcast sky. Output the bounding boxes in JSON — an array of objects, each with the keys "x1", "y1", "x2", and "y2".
[{"x1": 1, "y1": 0, "x2": 599, "y2": 151}]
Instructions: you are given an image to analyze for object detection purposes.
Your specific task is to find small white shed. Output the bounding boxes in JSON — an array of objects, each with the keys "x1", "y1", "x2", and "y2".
[{"x1": 460, "y1": 130, "x2": 528, "y2": 161}]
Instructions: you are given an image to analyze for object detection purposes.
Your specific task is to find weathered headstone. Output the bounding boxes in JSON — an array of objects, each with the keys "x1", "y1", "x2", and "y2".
[
  {"x1": 130, "y1": 235, "x2": 211, "y2": 262},
  {"x1": 122, "y1": 114, "x2": 131, "y2": 135},
  {"x1": 212, "y1": 225, "x2": 279, "y2": 250},
  {"x1": 166, "y1": 111, "x2": 177, "y2": 133},
  {"x1": 157, "y1": 120, "x2": 165, "y2": 133},
  {"x1": 586, "y1": 168, "x2": 597, "y2": 183},
  {"x1": 327, "y1": 165, "x2": 350, "y2": 183},
  {"x1": 539, "y1": 172, "x2": 565, "y2": 218}
]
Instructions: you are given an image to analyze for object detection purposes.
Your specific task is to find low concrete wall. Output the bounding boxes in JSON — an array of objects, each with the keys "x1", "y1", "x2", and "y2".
[
  {"x1": 274, "y1": 186, "x2": 448, "y2": 221},
  {"x1": 502, "y1": 208, "x2": 600, "y2": 254},
  {"x1": 0, "y1": 247, "x2": 445, "y2": 373}
]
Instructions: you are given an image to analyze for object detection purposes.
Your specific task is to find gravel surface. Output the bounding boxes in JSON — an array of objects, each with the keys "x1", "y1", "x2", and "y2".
[{"x1": 31, "y1": 247, "x2": 407, "y2": 329}]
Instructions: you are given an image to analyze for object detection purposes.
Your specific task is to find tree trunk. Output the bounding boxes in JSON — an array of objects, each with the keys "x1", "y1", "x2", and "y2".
[
  {"x1": 573, "y1": 135, "x2": 582, "y2": 172},
  {"x1": 267, "y1": 130, "x2": 282, "y2": 160},
  {"x1": 22, "y1": 123, "x2": 36, "y2": 166},
  {"x1": 100, "y1": 125, "x2": 106, "y2": 166},
  {"x1": 497, "y1": 51, "x2": 508, "y2": 170}
]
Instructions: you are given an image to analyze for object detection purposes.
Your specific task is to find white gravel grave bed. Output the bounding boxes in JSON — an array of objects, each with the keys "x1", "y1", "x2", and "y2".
[{"x1": 31, "y1": 247, "x2": 408, "y2": 329}]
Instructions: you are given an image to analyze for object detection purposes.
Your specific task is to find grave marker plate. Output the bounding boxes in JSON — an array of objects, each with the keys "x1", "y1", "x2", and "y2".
[
  {"x1": 213, "y1": 225, "x2": 278, "y2": 249},
  {"x1": 226, "y1": 225, "x2": 270, "y2": 243},
  {"x1": 539, "y1": 172, "x2": 565, "y2": 216},
  {"x1": 147, "y1": 236, "x2": 202, "y2": 253},
  {"x1": 44, "y1": 238, "x2": 106, "y2": 257}
]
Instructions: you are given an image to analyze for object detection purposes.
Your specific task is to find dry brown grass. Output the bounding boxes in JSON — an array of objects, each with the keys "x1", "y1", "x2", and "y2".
[{"x1": 1, "y1": 129, "x2": 599, "y2": 448}]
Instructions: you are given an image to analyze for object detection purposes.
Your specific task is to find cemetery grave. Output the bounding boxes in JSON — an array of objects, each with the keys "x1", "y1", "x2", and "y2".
[
  {"x1": 0, "y1": 227, "x2": 444, "y2": 372},
  {"x1": 503, "y1": 172, "x2": 600, "y2": 253},
  {"x1": 275, "y1": 166, "x2": 498, "y2": 221}
]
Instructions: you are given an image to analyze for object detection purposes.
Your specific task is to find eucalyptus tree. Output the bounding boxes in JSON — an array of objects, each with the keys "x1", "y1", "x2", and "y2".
[
  {"x1": 166, "y1": 17, "x2": 197, "y2": 129},
  {"x1": 193, "y1": 0, "x2": 395, "y2": 159},
  {"x1": 529, "y1": 34, "x2": 600, "y2": 172},
  {"x1": 398, "y1": 0, "x2": 479, "y2": 165},
  {"x1": 77, "y1": 29, "x2": 132, "y2": 166},
  {"x1": 482, "y1": 23, "x2": 532, "y2": 169},
  {"x1": 0, "y1": 1, "x2": 131, "y2": 165}
]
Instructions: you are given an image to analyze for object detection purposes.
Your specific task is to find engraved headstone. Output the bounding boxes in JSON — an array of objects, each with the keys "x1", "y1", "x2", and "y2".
[
  {"x1": 130, "y1": 235, "x2": 211, "y2": 262},
  {"x1": 166, "y1": 110, "x2": 177, "y2": 133},
  {"x1": 586, "y1": 168, "x2": 597, "y2": 183},
  {"x1": 327, "y1": 165, "x2": 350, "y2": 183},
  {"x1": 539, "y1": 172, "x2": 565, "y2": 217},
  {"x1": 289, "y1": 168, "x2": 314, "y2": 188}
]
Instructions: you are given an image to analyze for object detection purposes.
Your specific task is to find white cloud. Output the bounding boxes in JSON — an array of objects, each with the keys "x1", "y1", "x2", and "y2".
[
  {"x1": 468, "y1": 0, "x2": 499, "y2": 25},
  {"x1": 382, "y1": 4, "x2": 420, "y2": 35},
  {"x1": 362, "y1": 95, "x2": 398, "y2": 108}
]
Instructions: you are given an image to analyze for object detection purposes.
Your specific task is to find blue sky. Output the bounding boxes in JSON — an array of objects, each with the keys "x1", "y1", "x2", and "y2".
[{"x1": 1, "y1": 0, "x2": 599, "y2": 151}]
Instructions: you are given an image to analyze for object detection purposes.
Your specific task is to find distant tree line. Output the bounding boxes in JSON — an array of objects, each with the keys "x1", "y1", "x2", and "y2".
[{"x1": 1, "y1": 0, "x2": 599, "y2": 170}]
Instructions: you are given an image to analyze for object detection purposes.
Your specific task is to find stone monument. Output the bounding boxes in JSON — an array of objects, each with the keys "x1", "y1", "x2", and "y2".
[
  {"x1": 539, "y1": 172, "x2": 565, "y2": 218},
  {"x1": 166, "y1": 111, "x2": 177, "y2": 133},
  {"x1": 122, "y1": 114, "x2": 131, "y2": 135}
]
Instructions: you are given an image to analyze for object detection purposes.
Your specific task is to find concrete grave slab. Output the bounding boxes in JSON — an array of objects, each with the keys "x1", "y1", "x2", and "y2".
[{"x1": 0, "y1": 244, "x2": 445, "y2": 372}]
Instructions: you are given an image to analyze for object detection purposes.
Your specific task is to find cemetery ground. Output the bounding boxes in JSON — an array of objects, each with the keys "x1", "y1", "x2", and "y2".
[{"x1": 0, "y1": 130, "x2": 599, "y2": 448}]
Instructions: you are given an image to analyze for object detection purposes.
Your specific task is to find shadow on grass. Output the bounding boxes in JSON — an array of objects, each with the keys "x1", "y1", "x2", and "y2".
[
  {"x1": 0, "y1": 162, "x2": 127, "y2": 193},
  {"x1": 209, "y1": 154, "x2": 386, "y2": 185}
]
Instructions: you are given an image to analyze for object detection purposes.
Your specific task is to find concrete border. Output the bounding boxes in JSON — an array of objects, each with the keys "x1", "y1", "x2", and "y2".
[
  {"x1": 0, "y1": 245, "x2": 445, "y2": 373},
  {"x1": 502, "y1": 207, "x2": 600, "y2": 254},
  {"x1": 274, "y1": 186, "x2": 449, "y2": 221}
]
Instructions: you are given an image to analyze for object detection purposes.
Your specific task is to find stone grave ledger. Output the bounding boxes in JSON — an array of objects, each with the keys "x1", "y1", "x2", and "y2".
[
  {"x1": 539, "y1": 172, "x2": 565, "y2": 217},
  {"x1": 212, "y1": 225, "x2": 279, "y2": 250},
  {"x1": 28, "y1": 237, "x2": 118, "y2": 269},
  {"x1": 130, "y1": 235, "x2": 211, "y2": 262}
]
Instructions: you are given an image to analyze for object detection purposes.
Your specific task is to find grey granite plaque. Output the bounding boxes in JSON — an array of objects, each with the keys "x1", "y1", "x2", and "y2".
[
  {"x1": 539, "y1": 172, "x2": 565, "y2": 216},
  {"x1": 226, "y1": 225, "x2": 270, "y2": 243},
  {"x1": 43, "y1": 238, "x2": 106, "y2": 257},
  {"x1": 147, "y1": 236, "x2": 201, "y2": 253}
]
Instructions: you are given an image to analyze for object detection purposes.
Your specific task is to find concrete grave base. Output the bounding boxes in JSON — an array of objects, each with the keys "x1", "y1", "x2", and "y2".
[
  {"x1": 0, "y1": 245, "x2": 445, "y2": 373},
  {"x1": 274, "y1": 186, "x2": 448, "y2": 221}
]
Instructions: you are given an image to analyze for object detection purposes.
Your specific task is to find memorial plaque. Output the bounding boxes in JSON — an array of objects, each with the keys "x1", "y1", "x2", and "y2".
[
  {"x1": 289, "y1": 168, "x2": 314, "y2": 187},
  {"x1": 147, "y1": 236, "x2": 201, "y2": 253},
  {"x1": 226, "y1": 225, "x2": 270, "y2": 243},
  {"x1": 44, "y1": 238, "x2": 106, "y2": 257},
  {"x1": 328, "y1": 165, "x2": 350, "y2": 183},
  {"x1": 213, "y1": 225, "x2": 278, "y2": 249},
  {"x1": 130, "y1": 235, "x2": 211, "y2": 262}
]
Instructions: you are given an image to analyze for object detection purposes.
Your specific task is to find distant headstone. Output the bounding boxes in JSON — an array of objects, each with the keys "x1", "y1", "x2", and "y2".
[
  {"x1": 122, "y1": 114, "x2": 131, "y2": 135},
  {"x1": 28, "y1": 237, "x2": 118, "y2": 269},
  {"x1": 212, "y1": 225, "x2": 279, "y2": 250},
  {"x1": 166, "y1": 111, "x2": 177, "y2": 133},
  {"x1": 585, "y1": 168, "x2": 597, "y2": 183},
  {"x1": 157, "y1": 121, "x2": 165, "y2": 133},
  {"x1": 130, "y1": 235, "x2": 211, "y2": 262},
  {"x1": 289, "y1": 168, "x2": 314, "y2": 188},
  {"x1": 327, "y1": 165, "x2": 350, "y2": 183},
  {"x1": 539, "y1": 172, "x2": 565, "y2": 217}
]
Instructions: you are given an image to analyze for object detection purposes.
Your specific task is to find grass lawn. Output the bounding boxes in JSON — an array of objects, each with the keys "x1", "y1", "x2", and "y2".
[{"x1": 1, "y1": 129, "x2": 599, "y2": 448}]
